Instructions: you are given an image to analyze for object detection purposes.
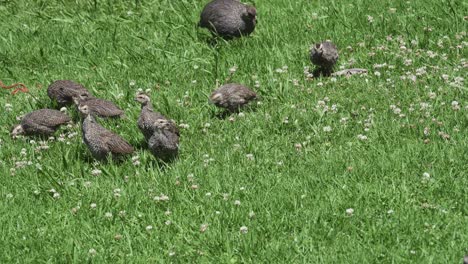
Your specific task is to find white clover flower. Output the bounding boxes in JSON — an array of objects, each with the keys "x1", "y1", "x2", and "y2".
[
  {"x1": 345, "y1": 208, "x2": 354, "y2": 215},
  {"x1": 200, "y1": 223, "x2": 208, "y2": 233},
  {"x1": 451, "y1": 101, "x2": 460, "y2": 111},
  {"x1": 240, "y1": 226, "x2": 248, "y2": 234},
  {"x1": 229, "y1": 66, "x2": 238, "y2": 74},
  {"x1": 249, "y1": 211, "x2": 255, "y2": 218},
  {"x1": 91, "y1": 169, "x2": 102, "y2": 176}
]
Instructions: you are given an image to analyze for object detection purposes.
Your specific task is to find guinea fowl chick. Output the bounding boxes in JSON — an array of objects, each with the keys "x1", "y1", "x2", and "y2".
[
  {"x1": 199, "y1": 0, "x2": 257, "y2": 39},
  {"x1": 310, "y1": 41, "x2": 339, "y2": 76},
  {"x1": 135, "y1": 92, "x2": 179, "y2": 141},
  {"x1": 73, "y1": 93, "x2": 124, "y2": 118},
  {"x1": 148, "y1": 119, "x2": 180, "y2": 162},
  {"x1": 210, "y1": 83, "x2": 257, "y2": 112},
  {"x1": 47, "y1": 80, "x2": 92, "y2": 106},
  {"x1": 11, "y1": 109, "x2": 71, "y2": 138},
  {"x1": 79, "y1": 105, "x2": 133, "y2": 161}
]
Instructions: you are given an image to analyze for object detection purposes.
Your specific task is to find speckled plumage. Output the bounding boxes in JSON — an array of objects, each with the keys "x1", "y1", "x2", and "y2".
[
  {"x1": 148, "y1": 119, "x2": 180, "y2": 162},
  {"x1": 199, "y1": 0, "x2": 257, "y2": 39},
  {"x1": 79, "y1": 105, "x2": 133, "y2": 161},
  {"x1": 135, "y1": 93, "x2": 179, "y2": 141},
  {"x1": 74, "y1": 93, "x2": 124, "y2": 118},
  {"x1": 11, "y1": 109, "x2": 71, "y2": 137},
  {"x1": 47, "y1": 80, "x2": 92, "y2": 106},
  {"x1": 210, "y1": 83, "x2": 257, "y2": 112},
  {"x1": 310, "y1": 41, "x2": 339, "y2": 76}
]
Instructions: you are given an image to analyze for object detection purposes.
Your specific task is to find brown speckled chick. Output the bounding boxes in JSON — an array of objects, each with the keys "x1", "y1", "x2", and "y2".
[
  {"x1": 73, "y1": 93, "x2": 124, "y2": 118},
  {"x1": 48, "y1": 80, "x2": 92, "y2": 106},
  {"x1": 11, "y1": 109, "x2": 71, "y2": 138},
  {"x1": 199, "y1": 0, "x2": 257, "y2": 39},
  {"x1": 210, "y1": 83, "x2": 257, "y2": 112},
  {"x1": 79, "y1": 105, "x2": 134, "y2": 161},
  {"x1": 310, "y1": 41, "x2": 339, "y2": 76},
  {"x1": 135, "y1": 92, "x2": 179, "y2": 141},
  {"x1": 148, "y1": 119, "x2": 180, "y2": 162}
]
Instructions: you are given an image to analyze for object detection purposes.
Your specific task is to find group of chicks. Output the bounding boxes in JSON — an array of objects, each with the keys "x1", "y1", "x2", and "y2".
[
  {"x1": 11, "y1": 80, "x2": 257, "y2": 162},
  {"x1": 10, "y1": 0, "x2": 364, "y2": 162}
]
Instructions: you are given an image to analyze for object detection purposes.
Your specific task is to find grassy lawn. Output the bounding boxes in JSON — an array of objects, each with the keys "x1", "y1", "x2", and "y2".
[{"x1": 0, "y1": 0, "x2": 467, "y2": 262}]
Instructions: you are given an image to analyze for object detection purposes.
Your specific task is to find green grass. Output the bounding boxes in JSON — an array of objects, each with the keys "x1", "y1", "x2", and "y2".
[{"x1": 0, "y1": 0, "x2": 467, "y2": 262}]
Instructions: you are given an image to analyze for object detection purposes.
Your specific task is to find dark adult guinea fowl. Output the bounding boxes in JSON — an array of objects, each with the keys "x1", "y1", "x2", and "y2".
[{"x1": 199, "y1": 0, "x2": 257, "y2": 39}]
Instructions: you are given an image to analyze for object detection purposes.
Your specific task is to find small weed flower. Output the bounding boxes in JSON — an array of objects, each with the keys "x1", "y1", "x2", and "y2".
[
  {"x1": 451, "y1": 101, "x2": 460, "y2": 111},
  {"x1": 91, "y1": 169, "x2": 102, "y2": 176},
  {"x1": 229, "y1": 65, "x2": 238, "y2": 74},
  {"x1": 346, "y1": 208, "x2": 354, "y2": 215},
  {"x1": 88, "y1": 248, "x2": 97, "y2": 256},
  {"x1": 357, "y1": 134, "x2": 368, "y2": 141},
  {"x1": 249, "y1": 211, "x2": 256, "y2": 218},
  {"x1": 200, "y1": 224, "x2": 208, "y2": 233},
  {"x1": 240, "y1": 226, "x2": 248, "y2": 234}
]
